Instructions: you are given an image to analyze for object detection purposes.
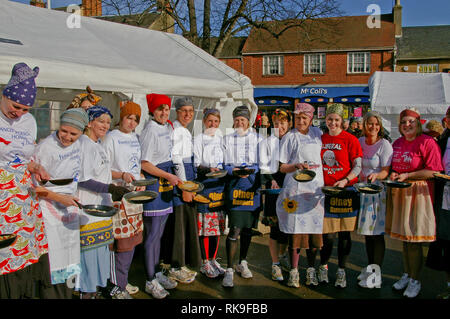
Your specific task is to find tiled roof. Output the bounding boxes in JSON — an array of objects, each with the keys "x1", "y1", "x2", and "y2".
[
  {"x1": 396, "y1": 25, "x2": 450, "y2": 60},
  {"x1": 243, "y1": 14, "x2": 395, "y2": 54},
  {"x1": 209, "y1": 37, "x2": 247, "y2": 57}
]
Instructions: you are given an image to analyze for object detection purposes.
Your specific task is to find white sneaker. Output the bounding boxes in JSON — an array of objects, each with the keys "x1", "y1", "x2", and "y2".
[
  {"x1": 306, "y1": 267, "x2": 319, "y2": 286},
  {"x1": 393, "y1": 273, "x2": 410, "y2": 290},
  {"x1": 200, "y1": 261, "x2": 219, "y2": 278},
  {"x1": 318, "y1": 264, "x2": 329, "y2": 283},
  {"x1": 235, "y1": 260, "x2": 253, "y2": 279},
  {"x1": 110, "y1": 286, "x2": 133, "y2": 299},
  {"x1": 271, "y1": 264, "x2": 284, "y2": 281},
  {"x1": 155, "y1": 271, "x2": 178, "y2": 289},
  {"x1": 357, "y1": 266, "x2": 369, "y2": 281},
  {"x1": 125, "y1": 283, "x2": 139, "y2": 295},
  {"x1": 335, "y1": 268, "x2": 347, "y2": 288},
  {"x1": 279, "y1": 254, "x2": 291, "y2": 272},
  {"x1": 210, "y1": 259, "x2": 226, "y2": 275},
  {"x1": 168, "y1": 268, "x2": 195, "y2": 284},
  {"x1": 403, "y1": 279, "x2": 421, "y2": 298},
  {"x1": 287, "y1": 268, "x2": 300, "y2": 288},
  {"x1": 145, "y1": 279, "x2": 169, "y2": 299},
  {"x1": 181, "y1": 266, "x2": 197, "y2": 278},
  {"x1": 222, "y1": 268, "x2": 234, "y2": 287}
]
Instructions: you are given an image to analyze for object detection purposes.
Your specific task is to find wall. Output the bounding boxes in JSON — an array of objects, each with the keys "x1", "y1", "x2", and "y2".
[{"x1": 395, "y1": 59, "x2": 450, "y2": 73}]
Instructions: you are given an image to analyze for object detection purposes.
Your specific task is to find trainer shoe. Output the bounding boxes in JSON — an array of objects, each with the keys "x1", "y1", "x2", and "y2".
[
  {"x1": 145, "y1": 279, "x2": 169, "y2": 299},
  {"x1": 318, "y1": 264, "x2": 329, "y2": 283},
  {"x1": 393, "y1": 273, "x2": 410, "y2": 291},
  {"x1": 287, "y1": 268, "x2": 300, "y2": 288},
  {"x1": 211, "y1": 259, "x2": 226, "y2": 275},
  {"x1": 279, "y1": 254, "x2": 291, "y2": 272},
  {"x1": 182, "y1": 266, "x2": 197, "y2": 278},
  {"x1": 222, "y1": 268, "x2": 234, "y2": 287},
  {"x1": 156, "y1": 271, "x2": 178, "y2": 289},
  {"x1": 125, "y1": 283, "x2": 139, "y2": 295},
  {"x1": 168, "y1": 268, "x2": 195, "y2": 284},
  {"x1": 306, "y1": 267, "x2": 319, "y2": 286},
  {"x1": 271, "y1": 264, "x2": 284, "y2": 281},
  {"x1": 403, "y1": 278, "x2": 421, "y2": 298},
  {"x1": 110, "y1": 285, "x2": 133, "y2": 299},
  {"x1": 437, "y1": 286, "x2": 450, "y2": 299},
  {"x1": 200, "y1": 261, "x2": 219, "y2": 278},
  {"x1": 235, "y1": 260, "x2": 253, "y2": 279},
  {"x1": 335, "y1": 268, "x2": 347, "y2": 288}
]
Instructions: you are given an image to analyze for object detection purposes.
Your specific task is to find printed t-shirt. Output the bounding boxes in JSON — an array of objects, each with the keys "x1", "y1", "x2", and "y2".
[{"x1": 359, "y1": 137, "x2": 393, "y2": 179}]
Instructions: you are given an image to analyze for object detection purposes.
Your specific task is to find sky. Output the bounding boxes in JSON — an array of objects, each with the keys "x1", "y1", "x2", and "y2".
[{"x1": 10, "y1": 0, "x2": 450, "y2": 27}]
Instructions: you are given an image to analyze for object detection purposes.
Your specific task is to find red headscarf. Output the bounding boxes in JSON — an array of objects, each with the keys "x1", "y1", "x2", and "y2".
[{"x1": 146, "y1": 93, "x2": 171, "y2": 114}]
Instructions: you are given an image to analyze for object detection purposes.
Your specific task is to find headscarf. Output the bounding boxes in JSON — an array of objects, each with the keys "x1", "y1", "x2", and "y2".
[
  {"x1": 272, "y1": 108, "x2": 292, "y2": 122},
  {"x1": 120, "y1": 101, "x2": 141, "y2": 122},
  {"x1": 67, "y1": 86, "x2": 102, "y2": 109},
  {"x1": 2, "y1": 62, "x2": 39, "y2": 107},
  {"x1": 203, "y1": 108, "x2": 220, "y2": 120},
  {"x1": 293, "y1": 103, "x2": 314, "y2": 119},
  {"x1": 146, "y1": 93, "x2": 171, "y2": 114},
  {"x1": 87, "y1": 105, "x2": 113, "y2": 122},
  {"x1": 174, "y1": 97, "x2": 194, "y2": 111},
  {"x1": 326, "y1": 103, "x2": 345, "y2": 118},
  {"x1": 60, "y1": 108, "x2": 89, "y2": 132},
  {"x1": 232, "y1": 105, "x2": 250, "y2": 120},
  {"x1": 399, "y1": 108, "x2": 420, "y2": 120}
]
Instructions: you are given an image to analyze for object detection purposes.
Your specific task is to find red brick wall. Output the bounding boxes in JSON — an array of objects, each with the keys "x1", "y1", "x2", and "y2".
[
  {"x1": 219, "y1": 58, "x2": 243, "y2": 74},
  {"x1": 241, "y1": 50, "x2": 393, "y2": 86}
]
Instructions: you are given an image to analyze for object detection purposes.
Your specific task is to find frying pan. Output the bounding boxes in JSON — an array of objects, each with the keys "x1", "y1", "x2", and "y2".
[{"x1": 75, "y1": 201, "x2": 119, "y2": 217}]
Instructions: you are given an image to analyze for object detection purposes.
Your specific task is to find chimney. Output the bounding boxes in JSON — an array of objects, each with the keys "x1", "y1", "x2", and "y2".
[
  {"x1": 30, "y1": 0, "x2": 46, "y2": 8},
  {"x1": 82, "y1": 0, "x2": 102, "y2": 17},
  {"x1": 392, "y1": 0, "x2": 402, "y2": 37}
]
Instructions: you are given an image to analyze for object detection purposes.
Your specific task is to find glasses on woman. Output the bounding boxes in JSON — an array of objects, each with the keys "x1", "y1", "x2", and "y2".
[{"x1": 400, "y1": 119, "x2": 416, "y2": 125}]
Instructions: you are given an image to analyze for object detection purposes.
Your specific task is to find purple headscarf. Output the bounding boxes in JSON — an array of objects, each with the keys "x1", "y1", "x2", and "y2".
[{"x1": 2, "y1": 62, "x2": 39, "y2": 107}]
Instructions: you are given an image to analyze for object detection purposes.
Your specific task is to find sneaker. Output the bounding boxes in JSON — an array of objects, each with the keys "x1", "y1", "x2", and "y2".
[
  {"x1": 437, "y1": 287, "x2": 450, "y2": 299},
  {"x1": 222, "y1": 268, "x2": 234, "y2": 287},
  {"x1": 318, "y1": 264, "x2": 329, "y2": 283},
  {"x1": 210, "y1": 259, "x2": 226, "y2": 276},
  {"x1": 145, "y1": 279, "x2": 169, "y2": 299},
  {"x1": 235, "y1": 260, "x2": 253, "y2": 279},
  {"x1": 335, "y1": 268, "x2": 347, "y2": 288},
  {"x1": 112, "y1": 288, "x2": 133, "y2": 299},
  {"x1": 357, "y1": 266, "x2": 369, "y2": 281},
  {"x1": 168, "y1": 268, "x2": 195, "y2": 284},
  {"x1": 393, "y1": 273, "x2": 410, "y2": 291},
  {"x1": 287, "y1": 268, "x2": 300, "y2": 288},
  {"x1": 200, "y1": 261, "x2": 219, "y2": 278},
  {"x1": 181, "y1": 266, "x2": 197, "y2": 278},
  {"x1": 279, "y1": 254, "x2": 291, "y2": 272},
  {"x1": 271, "y1": 264, "x2": 283, "y2": 281},
  {"x1": 306, "y1": 267, "x2": 319, "y2": 286},
  {"x1": 156, "y1": 271, "x2": 178, "y2": 289},
  {"x1": 403, "y1": 279, "x2": 421, "y2": 298},
  {"x1": 125, "y1": 283, "x2": 139, "y2": 295}
]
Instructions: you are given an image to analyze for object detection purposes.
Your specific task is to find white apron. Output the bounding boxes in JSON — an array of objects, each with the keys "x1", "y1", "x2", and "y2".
[
  {"x1": 39, "y1": 199, "x2": 81, "y2": 284},
  {"x1": 276, "y1": 136, "x2": 325, "y2": 234}
]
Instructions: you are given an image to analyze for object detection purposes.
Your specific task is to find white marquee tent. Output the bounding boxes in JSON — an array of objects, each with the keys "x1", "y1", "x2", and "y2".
[
  {"x1": 369, "y1": 71, "x2": 450, "y2": 140},
  {"x1": 0, "y1": 0, "x2": 256, "y2": 134}
]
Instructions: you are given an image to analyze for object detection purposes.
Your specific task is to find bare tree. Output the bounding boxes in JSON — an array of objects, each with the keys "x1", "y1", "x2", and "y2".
[{"x1": 100, "y1": 0, "x2": 343, "y2": 57}]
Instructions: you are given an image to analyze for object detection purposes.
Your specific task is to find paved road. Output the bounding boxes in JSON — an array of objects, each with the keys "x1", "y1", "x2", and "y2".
[{"x1": 126, "y1": 232, "x2": 447, "y2": 300}]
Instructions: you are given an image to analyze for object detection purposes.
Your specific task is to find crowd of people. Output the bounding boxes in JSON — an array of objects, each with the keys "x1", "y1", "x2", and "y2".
[{"x1": 0, "y1": 62, "x2": 449, "y2": 300}]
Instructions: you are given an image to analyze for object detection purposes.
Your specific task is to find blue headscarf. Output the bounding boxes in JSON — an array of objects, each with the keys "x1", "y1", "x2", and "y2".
[{"x1": 87, "y1": 105, "x2": 113, "y2": 122}]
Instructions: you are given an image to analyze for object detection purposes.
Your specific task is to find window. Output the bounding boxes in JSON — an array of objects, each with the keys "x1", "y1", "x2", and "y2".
[
  {"x1": 263, "y1": 55, "x2": 284, "y2": 75},
  {"x1": 347, "y1": 52, "x2": 371, "y2": 73},
  {"x1": 417, "y1": 64, "x2": 438, "y2": 73},
  {"x1": 304, "y1": 53, "x2": 326, "y2": 74}
]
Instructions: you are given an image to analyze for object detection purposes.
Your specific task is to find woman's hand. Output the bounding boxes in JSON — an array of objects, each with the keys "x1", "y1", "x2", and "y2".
[
  {"x1": 182, "y1": 190, "x2": 194, "y2": 203},
  {"x1": 295, "y1": 162, "x2": 309, "y2": 170},
  {"x1": 210, "y1": 167, "x2": 220, "y2": 172},
  {"x1": 167, "y1": 173, "x2": 182, "y2": 186},
  {"x1": 59, "y1": 195, "x2": 80, "y2": 208},
  {"x1": 135, "y1": 186, "x2": 146, "y2": 192},
  {"x1": 121, "y1": 172, "x2": 135, "y2": 184},
  {"x1": 271, "y1": 180, "x2": 280, "y2": 189},
  {"x1": 389, "y1": 171, "x2": 399, "y2": 181},
  {"x1": 28, "y1": 162, "x2": 50, "y2": 182},
  {"x1": 397, "y1": 172, "x2": 409, "y2": 182},
  {"x1": 333, "y1": 179, "x2": 348, "y2": 188},
  {"x1": 367, "y1": 173, "x2": 379, "y2": 183}
]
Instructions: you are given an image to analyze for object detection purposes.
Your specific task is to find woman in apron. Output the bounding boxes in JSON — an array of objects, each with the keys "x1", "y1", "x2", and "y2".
[
  {"x1": 356, "y1": 111, "x2": 393, "y2": 289},
  {"x1": 193, "y1": 108, "x2": 226, "y2": 279},
  {"x1": 139, "y1": 93, "x2": 182, "y2": 299},
  {"x1": 0, "y1": 62, "x2": 51, "y2": 298},
  {"x1": 103, "y1": 101, "x2": 144, "y2": 299},
  {"x1": 221, "y1": 105, "x2": 263, "y2": 288},
  {"x1": 276, "y1": 103, "x2": 325, "y2": 288},
  {"x1": 32, "y1": 108, "x2": 89, "y2": 298},
  {"x1": 260, "y1": 108, "x2": 291, "y2": 282},
  {"x1": 387, "y1": 108, "x2": 443, "y2": 298},
  {"x1": 319, "y1": 103, "x2": 363, "y2": 288},
  {"x1": 166, "y1": 97, "x2": 201, "y2": 284},
  {"x1": 75, "y1": 106, "x2": 130, "y2": 299}
]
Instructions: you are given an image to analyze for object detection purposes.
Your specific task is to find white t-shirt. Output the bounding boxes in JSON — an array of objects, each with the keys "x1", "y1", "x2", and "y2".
[
  {"x1": 223, "y1": 129, "x2": 263, "y2": 167},
  {"x1": 103, "y1": 129, "x2": 141, "y2": 182},
  {"x1": 0, "y1": 111, "x2": 37, "y2": 165},
  {"x1": 172, "y1": 120, "x2": 193, "y2": 180},
  {"x1": 193, "y1": 130, "x2": 224, "y2": 168},
  {"x1": 33, "y1": 131, "x2": 82, "y2": 195},
  {"x1": 259, "y1": 134, "x2": 284, "y2": 174},
  {"x1": 358, "y1": 137, "x2": 393, "y2": 180},
  {"x1": 139, "y1": 120, "x2": 173, "y2": 166},
  {"x1": 279, "y1": 127, "x2": 323, "y2": 166},
  {"x1": 77, "y1": 135, "x2": 112, "y2": 225}
]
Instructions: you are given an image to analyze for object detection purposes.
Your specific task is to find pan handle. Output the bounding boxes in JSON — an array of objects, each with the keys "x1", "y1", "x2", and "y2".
[{"x1": 74, "y1": 200, "x2": 83, "y2": 210}]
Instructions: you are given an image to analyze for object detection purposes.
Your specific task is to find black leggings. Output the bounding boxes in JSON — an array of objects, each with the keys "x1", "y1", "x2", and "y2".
[
  {"x1": 226, "y1": 227, "x2": 253, "y2": 268},
  {"x1": 320, "y1": 232, "x2": 352, "y2": 269}
]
